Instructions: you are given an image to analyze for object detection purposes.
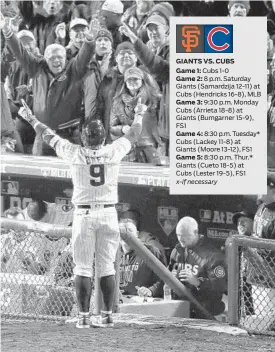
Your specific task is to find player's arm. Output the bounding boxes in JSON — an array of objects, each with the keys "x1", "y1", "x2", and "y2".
[
  {"x1": 19, "y1": 102, "x2": 79, "y2": 160},
  {"x1": 18, "y1": 103, "x2": 60, "y2": 149}
]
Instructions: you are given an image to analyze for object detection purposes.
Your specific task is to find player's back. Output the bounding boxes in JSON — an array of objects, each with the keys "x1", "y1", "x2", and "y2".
[
  {"x1": 55, "y1": 136, "x2": 131, "y2": 205},
  {"x1": 71, "y1": 151, "x2": 118, "y2": 205},
  {"x1": 69, "y1": 139, "x2": 130, "y2": 205}
]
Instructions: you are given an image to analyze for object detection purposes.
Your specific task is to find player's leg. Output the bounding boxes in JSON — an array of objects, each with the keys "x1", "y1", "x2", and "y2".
[
  {"x1": 75, "y1": 276, "x2": 92, "y2": 313},
  {"x1": 91, "y1": 207, "x2": 120, "y2": 328},
  {"x1": 72, "y1": 210, "x2": 95, "y2": 328},
  {"x1": 100, "y1": 275, "x2": 116, "y2": 313}
]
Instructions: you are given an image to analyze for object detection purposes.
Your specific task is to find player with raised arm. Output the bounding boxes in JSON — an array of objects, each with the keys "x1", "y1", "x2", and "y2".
[{"x1": 18, "y1": 98, "x2": 147, "y2": 329}]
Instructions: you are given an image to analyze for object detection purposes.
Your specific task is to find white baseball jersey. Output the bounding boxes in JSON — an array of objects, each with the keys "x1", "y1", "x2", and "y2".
[
  {"x1": 23, "y1": 202, "x2": 73, "y2": 226},
  {"x1": 50, "y1": 136, "x2": 131, "y2": 205}
]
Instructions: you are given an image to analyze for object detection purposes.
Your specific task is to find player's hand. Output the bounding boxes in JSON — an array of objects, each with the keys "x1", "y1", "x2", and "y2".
[
  {"x1": 122, "y1": 125, "x2": 131, "y2": 134},
  {"x1": 178, "y1": 269, "x2": 200, "y2": 287},
  {"x1": 18, "y1": 100, "x2": 37, "y2": 125},
  {"x1": 119, "y1": 21, "x2": 138, "y2": 43},
  {"x1": 16, "y1": 85, "x2": 29, "y2": 98},
  {"x1": 136, "y1": 286, "x2": 152, "y2": 297},
  {"x1": 18, "y1": 106, "x2": 33, "y2": 122},
  {"x1": 86, "y1": 18, "x2": 101, "y2": 41},
  {"x1": 55, "y1": 22, "x2": 66, "y2": 39}
]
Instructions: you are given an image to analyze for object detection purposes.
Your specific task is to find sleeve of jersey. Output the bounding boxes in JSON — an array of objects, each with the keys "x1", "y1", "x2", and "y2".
[
  {"x1": 51, "y1": 137, "x2": 79, "y2": 162},
  {"x1": 199, "y1": 255, "x2": 227, "y2": 294},
  {"x1": 111, "y1": 137, "x2": 132, "y2": 162}
]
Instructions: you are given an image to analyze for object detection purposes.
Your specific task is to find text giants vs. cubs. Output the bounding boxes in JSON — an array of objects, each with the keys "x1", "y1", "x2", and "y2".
[{"x1": 176, "y1": 25, "x2": 233, "y2": 53}]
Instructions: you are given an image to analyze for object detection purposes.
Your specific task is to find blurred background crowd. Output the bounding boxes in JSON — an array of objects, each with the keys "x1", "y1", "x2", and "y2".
[{"x1": 1, "y1": 0, "x2": 275, "y2": 166}]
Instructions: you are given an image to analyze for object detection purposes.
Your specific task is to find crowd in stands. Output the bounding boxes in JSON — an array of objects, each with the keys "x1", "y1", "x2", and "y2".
[{"x1": 1, "y1": 0, "x2": 274, "y2": 166}]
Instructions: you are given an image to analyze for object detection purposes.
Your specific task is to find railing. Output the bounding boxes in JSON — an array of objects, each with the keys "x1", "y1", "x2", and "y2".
[{"x1": 226, "y1": 235, "x2": 275, "y2": 336}]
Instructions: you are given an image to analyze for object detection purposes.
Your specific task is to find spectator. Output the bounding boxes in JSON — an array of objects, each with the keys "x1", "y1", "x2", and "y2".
[
  {"x1": 71, "y1": 2, "x2": 91, "y2": 23},
  {"x1": 65, "y1": 18, "x2": 89, "y2": 60},
  {"x1": 119, "y1": 217, "x2": 166, "y2": 298},
  {"x1": 3, "y1": 206, "x2": 25, "y2": 220},
  {"x1": 120, "y1": 21, "x2": 170, "y2": 158},
  {"x1": 119, "y1": 210, "x2": 166, "y2": 258},
  {"x1": 268, "y1": 77, "x2": 275, "y2": 167},
  {"x1": 145, "y1": 15, "x2": 169, "y2": 55},
  {"x1": 92, "y1": 41, "x2": 138, "y2": 142},
  {"x1": 266, "y1": 2, "x2": 275, "y2": 32},
  {"x1": 228, "y1": 0, "x2": 250, "y2": 17},
  {"x1": 149, "y1": 2, "x2": 174, "y2": 28},
  {"x1": 0, "y1": 1, "x2": 20, "y2": 18},
  {"x1": 82, "y1": 27, "x2": 113, "y2": 122},
  {"x1": 249, "y1": 1, "x2": 269, "y2": 16},
  {"x1": 1, "y1": 13, "x2": 99, "y2": 155},
  {"x1": 267, "y1": 31, "x2": 274, "y2": 96},
  {"x1": 18, "y1": 0, "x2": 74, "y2": 54},
  {"x1": 246, "y1": 174, "x2": 275, "y2": 323},
  {"x1": 144, "y1": 217, "x2": 227, "y2": 318},
  {"x1": 171, "y1": 1, "x2": 227, "y2": 17},
  {"x1": 122, "y1": 0, "x2": 155, "y2": 43},
  {"x1": 23, "y1": 199, "x2": 74, "y2": 226},
  {"x1": 5, "y1": 29, "x2": 39, "y2": 153},
  {"x1": 232, "y1": 210, "x2": 255, "y2": 315},
  {"x1": 110, "y1": 66, "x2": 161, "y2": 164},
  {"x1": 100, "y1": 0, "x2": 127, "y2": 49},
  {"x1": 1, "y1": 28, "x2": 24, "y2": 153}
]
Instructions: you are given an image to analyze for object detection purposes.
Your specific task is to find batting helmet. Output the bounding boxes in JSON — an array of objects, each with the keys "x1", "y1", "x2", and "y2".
[{"x1": 81, "y1": 119, "x2": 106, "y2": 147}]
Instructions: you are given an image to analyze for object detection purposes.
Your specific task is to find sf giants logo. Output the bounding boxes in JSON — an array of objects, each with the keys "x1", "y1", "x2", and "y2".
[
  {"x1": 176, "y1": 24, "x2": 233, "y2": 54},
  {"x1": 181, "y1": 25, "x2": 200, "y2": 53}
]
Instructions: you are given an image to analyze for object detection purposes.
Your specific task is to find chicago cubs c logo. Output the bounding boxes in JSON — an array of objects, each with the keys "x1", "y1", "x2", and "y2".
[
  {"x1": 181, "y1": 25, "x2": 201, "y2": 53},
  {"x1": 213, "y1": 266, "x2": 226, "y2": 278},
  {"x1": 176, "y1": 24, "x2": 233, "y2": 54},
  {"x1": 207, "y1": 26, "x2": 230, "y2": 52}
]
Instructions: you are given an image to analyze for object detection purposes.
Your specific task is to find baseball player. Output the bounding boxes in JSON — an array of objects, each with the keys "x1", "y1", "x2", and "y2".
[
  {"x1": 18, "y1": 99, "x2": 146, "y2": 329},
  {"x1": 23, "y1": 199, "x2": 74, "y2": 226},
  {"x1": 139, "y1": 217, "x2": 227, "y2": 318}
]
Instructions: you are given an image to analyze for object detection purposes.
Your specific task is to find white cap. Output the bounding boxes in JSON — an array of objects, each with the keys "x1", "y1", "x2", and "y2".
[
  {"x1": 101, "y1": 0, "x2": 124, "y2": 14},
  {"x1": 17, "y1": 30, "x2": 35, "y2": 42},
  {"x1": 70, "y1": 18, "x2": 89, "y2": 30}
]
